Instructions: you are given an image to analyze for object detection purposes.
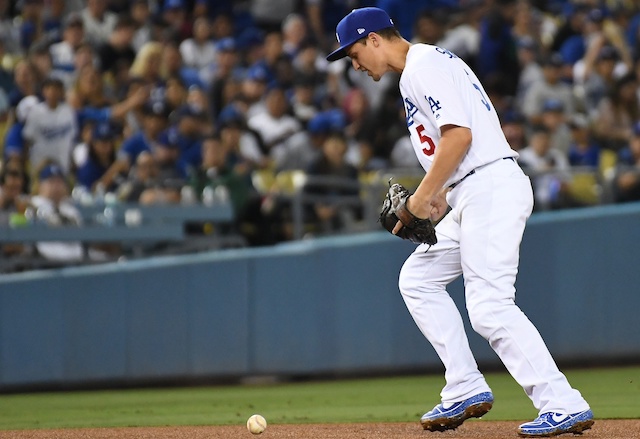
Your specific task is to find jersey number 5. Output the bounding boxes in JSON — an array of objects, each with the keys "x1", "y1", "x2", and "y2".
[{"x1": 416, "y1": 124, "x2": 436, "y2": 156}]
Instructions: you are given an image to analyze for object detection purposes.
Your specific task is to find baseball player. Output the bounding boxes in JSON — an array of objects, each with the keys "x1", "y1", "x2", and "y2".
[{"x1": 326, "y1": 8, "x2": 594, "y2": 437}]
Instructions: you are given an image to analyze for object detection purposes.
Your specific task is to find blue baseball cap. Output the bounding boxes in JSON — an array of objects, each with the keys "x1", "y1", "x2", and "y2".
[
  {"x1": 39, "y1": 164, "x2": 65, "y2": 181},
  {"x1": 326, "y1": 7, "x2": 395, "y2": 62}
]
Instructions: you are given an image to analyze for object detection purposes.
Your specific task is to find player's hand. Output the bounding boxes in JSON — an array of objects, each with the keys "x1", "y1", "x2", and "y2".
[{"x1": 429, "y1": 190, "x2": 449, "y2": 223}]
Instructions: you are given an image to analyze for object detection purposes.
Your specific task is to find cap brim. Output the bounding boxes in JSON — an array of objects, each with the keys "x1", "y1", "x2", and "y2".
[{"x1": 326, "y1": 45, "x2": 349, "y2": 62}]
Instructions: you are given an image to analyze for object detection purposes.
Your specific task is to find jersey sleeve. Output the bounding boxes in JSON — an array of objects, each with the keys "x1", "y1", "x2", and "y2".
[{"x1": 407, "y1": 66, "x2": 471, "y2": 132}]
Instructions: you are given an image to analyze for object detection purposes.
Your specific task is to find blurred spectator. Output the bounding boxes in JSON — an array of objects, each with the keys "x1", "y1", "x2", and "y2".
[
  {"x1": 539, "y1": 98, "x2": 572, "y2": 155},
  {"x1": 30, "y1": 162, "x2": 107, "y2": 262},
  {"x1": 75, "y1": 122, "x2": 120, "y2": 193},
  {"x1": 248, "y1": 85, "x2": 301, "y2": 162},
  {"x1": 179, "y1": 16, "x2": 217, "y2": 72},
  {"x1": 28, "y1": 41, "x2": 54, "y2": 85},
  {"x1": 68, "y1": 64, "x2": 113, "y2": 111},
  {"x1": 19, "y1": 0, "x2": 45, "y2": 53},
  {"x1": 282, "y1": 13, "x2": 309, "y2": 58},
  {"x1": 164, "y1": 75, "x2": 188, "y2": 112},
  {"x1": 161, "y1": 0, "x2": 191, "y2": 42},
  {"x1": 206, "y1": 37, "x2": 241, "y2": 117},
  {"x1": 117, "y1": 151, "x2": 180, "y2": 204},
  {"x1": 8, "y1": 59, "x2": 38, "y2": 107},
  {"x1": 390, "y1": 134, "x2": 421, "y2": 169},
  {"x1": 130, "y1": 0, "x2": 153, "y2": 52},
  {"x1": 593, "y1": 73, "x2": 640, "y2": 151},
  {"x1": 49, "y1": 13, "x2": 84, "y2": 85},
  {"x1": 242, "y1": 64, "x2": 270, "y2": 118},
  {"x1": 109, "y1": 100, "x2": 171, "y2": 181},
  {"x1": 161, "y1": 40, "x2": 203, "y2": 90},
  {"x1": 613, "y1": 122, "x2": 640, "y2": 202},
  {"x1": 250, "y1": 0, "x2": 297, "y2": 33},
  {"x1": 0, "y1": 40, "x2": 15, "y2": 95},
  {"x1": 521, "y1": 52, "x2": 575, "y2": 126},
  {"x1": 81, "y1": 0, "x2": 118, "y2": 47},
  {"x1": 500, "y1": 109, "x2": 527, "y2": 152},
  {"x1": 289, "y1": 73, "x2": 319, "y2": 125},
  {"x1": 411, "y1": 10, "x2": 446, "y2": 45},
  {"x1": 514, "y1": 36, "x2": 543, "y2": 109},
  {"x1": 23, "y1": 77, "x2": 78, "y2": 177},
  {"x1": 166, "y1": 104, "x2": 208, "y2": 176},
  {"x1": 189, "y1": 134, "x2": 254, "y2": 219},
  {"x1": 0, "y1": 159, "x2": 28, "y2": 228},
  {"x1": 342, "y1": 87, "x2": 375, "y2": 144},
  {"x1": 97, "y1": 16, "x2": 137, "y2": 83},
  {"x1": 3, "y1": 95, "x2": 39, "y2": 161},
  {"x1": 303, "y1": 133, "x2": 361, "y2": 235},
  {"x1": 518, "y1": 124, "x2": 572, "y2": 210},
  {"x1": 436, "y1": 2, "x2": 482, "y2": 65},
  {"x1": 567, "y1": 113, "x2": 601, "y2": 168},
  {"x1": 210, "y1": 12, "x2": 234, "y2": 42},
  {"x1": 218, "y1": 104, "x2": 267, "y2": 170},
  {"x1": 0, "y1": 1, "x2": 21, "y2": 57},
  {"x1": 578, "y1": 44, "x2": 622, "y2": 115},
  {"x1": 476, "y1": 0, "x2": 520, "y2": 96},
  {"x1": 129, "y1": 41, "x2": 165, "y2": 102}
]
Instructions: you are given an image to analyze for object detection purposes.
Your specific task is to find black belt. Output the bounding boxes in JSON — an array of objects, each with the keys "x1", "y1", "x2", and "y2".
[{"x1": 449, "y1": 157, "x2": 515, "y2": 189}]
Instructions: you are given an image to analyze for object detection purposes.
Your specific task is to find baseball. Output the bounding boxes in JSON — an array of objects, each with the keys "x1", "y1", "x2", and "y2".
[{"x1": 246, "y1": 414, "x2": 267, "y2": 434}]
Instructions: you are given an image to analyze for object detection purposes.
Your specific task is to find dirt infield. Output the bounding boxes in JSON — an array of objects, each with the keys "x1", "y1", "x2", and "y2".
[{"x1": 0, "y1": 420, "x2": 638, "y2": 439}]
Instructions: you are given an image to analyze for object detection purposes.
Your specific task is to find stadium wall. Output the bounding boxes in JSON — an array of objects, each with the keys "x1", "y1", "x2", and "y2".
[{"x1": 1, "y1": 203, "x2": 639, "y2": 389}]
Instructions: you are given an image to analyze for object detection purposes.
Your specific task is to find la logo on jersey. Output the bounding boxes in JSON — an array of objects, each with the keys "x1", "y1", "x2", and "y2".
[{"x1": 426, "y1": 95, "x2": 442, "y2": 120}]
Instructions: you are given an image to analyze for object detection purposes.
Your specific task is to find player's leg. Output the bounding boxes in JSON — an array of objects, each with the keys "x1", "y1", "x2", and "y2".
[
  {"x1": 399, "y1": 214, "x2": 493, "y2": 430},
  {"x1": 451, "y1": 159, "x2": 591, "y2": 418}
]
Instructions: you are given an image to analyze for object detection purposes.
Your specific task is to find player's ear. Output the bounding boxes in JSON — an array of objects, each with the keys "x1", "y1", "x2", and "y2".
[{"x1": 369, "y1": 32, "x2": 380, "y2": 47}]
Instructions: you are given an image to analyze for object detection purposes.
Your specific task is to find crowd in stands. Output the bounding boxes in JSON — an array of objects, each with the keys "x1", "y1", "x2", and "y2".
[{"x1": 2, "y1": 0, "x2": 640, "y2": 257}]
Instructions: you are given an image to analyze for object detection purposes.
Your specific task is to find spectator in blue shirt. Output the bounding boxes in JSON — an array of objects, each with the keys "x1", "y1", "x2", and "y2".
[
  {"x1": 75, "y1": 122, "x2": 121, "y2": 193},
  {"x1": 567, "y1": 114, "x2": 601, "y2": 168}
]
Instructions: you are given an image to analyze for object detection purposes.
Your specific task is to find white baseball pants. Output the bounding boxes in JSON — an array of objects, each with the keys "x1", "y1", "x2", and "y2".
[{"x1": 399, "y1": 158, "x2": 590, "y2": 414}]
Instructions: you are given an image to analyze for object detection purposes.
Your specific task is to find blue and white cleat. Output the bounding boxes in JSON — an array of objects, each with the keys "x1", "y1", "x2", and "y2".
[
  {"x1": 517, "y1": 409, "x2": 594, "y2": 437},
  {"x1": 420, "y1": 391, "x2": 494, "y2": 431}
]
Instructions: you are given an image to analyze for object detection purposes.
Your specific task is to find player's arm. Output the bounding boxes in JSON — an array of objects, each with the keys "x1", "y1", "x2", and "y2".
[{"x1": 398, "y1": 125, "x2": 471, "y2": 228}]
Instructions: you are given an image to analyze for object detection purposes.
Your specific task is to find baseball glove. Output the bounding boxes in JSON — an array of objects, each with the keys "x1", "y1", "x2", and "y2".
[{"x1": 379, "y1": 181, "x2": 437, "y2": 245}]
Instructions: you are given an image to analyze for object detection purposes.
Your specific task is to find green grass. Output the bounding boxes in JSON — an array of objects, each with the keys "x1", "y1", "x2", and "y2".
[{"x1": 0, "y1": 366, "x2": 638, "y2": 430}]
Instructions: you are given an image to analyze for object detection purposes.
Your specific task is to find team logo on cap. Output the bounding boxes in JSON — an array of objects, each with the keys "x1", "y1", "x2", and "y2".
[
  {"x1": 357, "y1": 28, "x2": 365, "y2": 34},
  {"x1": 336, "y1": 32, "x2": 340, "y2": 43}
]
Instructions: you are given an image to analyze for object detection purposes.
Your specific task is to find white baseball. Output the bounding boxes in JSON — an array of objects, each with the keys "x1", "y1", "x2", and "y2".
[{"x1": 246, "y1": 414, "x2": 267, "y2": 434}]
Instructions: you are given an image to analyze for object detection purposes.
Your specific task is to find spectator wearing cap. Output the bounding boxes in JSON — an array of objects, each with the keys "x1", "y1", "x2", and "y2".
[
  {"x1": 30, "y1": 161, "x2": 108, "y2": 263},
  {"x1": 23, "y1": 78, "x2": 78, "y2": 178},
  {"x1": 242, "y1": 64, "x2": 270, "y2": 119},
  {"x1": 117, "y1": 151, "x2": 181, "y2": 204},
  {"x1": 539, "y1": 98, "x2": 572, "y2": 155},
  {"x1": 166, "y1": 104, "x2": 208, "y2": 177},
  {"x1": 567, "y1": 113, "x2": 601, "y2": 168},
  {"x1": 81, "y1": 0, "x2": 118, "y2": 47},
  {"x1": 593, "y1": 72, "x2": 640, "y2": 151},
  {"x1": 49, "y1": 13, "x2": 84, "y2": 84},
  {"x1": 75, "y1": 122, "x2": 121, "y2": 193},
  {"x1": 205, "y1": 37, "x2": 241, "y2": 117},
  {"x1": 162, "y1": 0, "x2": 191, "y2": 42},
  {"x1": 578, "y1": 45, "x2": 623, "y2": 115},
  {"x1": 248, "y1": 85, "x2": 301, "y2": 163},
  {"x1": 249, "y1": 31, "x2": 284, "y2": 85},
  {"x1": 500, "y1": 109, "x2": 527, "y2": 152},
  {"x1": 3, "y1": 95, "x2": 39, "y2": 161},
  {"x1": 521, "y1": 52, "x2": 575, "y2": 126},
  {"x1": 179, "y1": 16, "x2": 217, "y2": 72},
  {"x1": 109, "y1": 100, "x2": 171, "y2": 180},
  {"x1": 97, "y1": 16, "x2": 137, "y2": 83}
]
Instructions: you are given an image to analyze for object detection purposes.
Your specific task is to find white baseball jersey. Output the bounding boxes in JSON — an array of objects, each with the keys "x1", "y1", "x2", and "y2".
[
  {"x1": 23, "y1": 102, "x2": 78, "y2": 174},
  {"x1": 399, "y1": 44, "x2": 517, "y2": 187}
]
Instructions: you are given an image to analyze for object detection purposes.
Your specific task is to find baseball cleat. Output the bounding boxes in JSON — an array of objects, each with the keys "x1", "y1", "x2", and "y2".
[
  {"x1": 420, "y1": 391, "x2": 494, "y2": 431},
  {"x1": 517, "y1": 409, "x2": 594, "y2": 437}
]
